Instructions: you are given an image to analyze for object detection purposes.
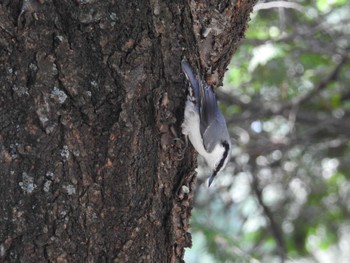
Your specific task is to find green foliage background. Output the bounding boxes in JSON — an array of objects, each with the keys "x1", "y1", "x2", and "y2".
[{"x1": 185, "y1": 0, "x2": 350, "y2": 262}]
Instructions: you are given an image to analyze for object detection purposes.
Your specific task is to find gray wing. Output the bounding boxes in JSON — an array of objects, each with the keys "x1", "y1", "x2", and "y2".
[
  {"x1": 199, "y1": 83, "x2": 227, "y2": 152},
  {"x1": 181, "y1": 61, "x2": 228, "y2": 152}
]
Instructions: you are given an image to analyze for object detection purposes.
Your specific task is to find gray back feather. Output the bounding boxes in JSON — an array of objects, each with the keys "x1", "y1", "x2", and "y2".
[
  {"x1": 200, "y1": 83, "x2": 229, "y2": 152},
  {"x1": 182, "y1": 61, "x2": 229, "y2": 153}
]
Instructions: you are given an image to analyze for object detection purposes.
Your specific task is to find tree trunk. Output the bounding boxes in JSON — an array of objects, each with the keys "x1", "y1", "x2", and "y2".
[{"x1": 0, "y1": 0, "x2": 256, "y2": 262}]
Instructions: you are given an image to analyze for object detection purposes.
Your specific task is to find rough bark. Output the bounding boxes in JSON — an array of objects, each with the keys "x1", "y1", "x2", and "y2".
[{"x1": 0, "y1": 0, "x2": 256, "y2": 262}]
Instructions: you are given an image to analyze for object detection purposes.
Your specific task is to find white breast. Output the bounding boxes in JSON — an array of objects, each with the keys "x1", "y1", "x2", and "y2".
[{"x1": 181, "y1": 100, "x2": 224, "y2": 170}]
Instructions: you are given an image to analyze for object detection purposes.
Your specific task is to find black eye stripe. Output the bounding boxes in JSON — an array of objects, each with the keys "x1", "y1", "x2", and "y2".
[{"x1": 213, "y1": 141, "x2": 230, "y2": 175}]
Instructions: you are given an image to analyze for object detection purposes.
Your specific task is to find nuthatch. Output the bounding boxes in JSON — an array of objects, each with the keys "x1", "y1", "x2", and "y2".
[{"x1": 181, "y1": 61, "x2": 231, "y2": 186}]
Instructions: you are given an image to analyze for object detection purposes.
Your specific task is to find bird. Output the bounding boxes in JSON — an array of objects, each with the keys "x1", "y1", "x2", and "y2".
[{"x1": 181, "y1": 61, "x2": 231, "y2": 186}]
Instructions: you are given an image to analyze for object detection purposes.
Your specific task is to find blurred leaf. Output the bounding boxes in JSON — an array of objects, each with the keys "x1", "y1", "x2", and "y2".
[
  {"x1": 300, "y1": 53, "x2": 330, "y2": 70},
  {"x1": 331, "y1": 93, "x2": 341, "y2": 108}
]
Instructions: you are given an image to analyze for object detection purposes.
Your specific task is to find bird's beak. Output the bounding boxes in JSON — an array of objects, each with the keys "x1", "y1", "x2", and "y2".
[{"x1": 208, "y1": 171, "x2": 217, "y2": 187}]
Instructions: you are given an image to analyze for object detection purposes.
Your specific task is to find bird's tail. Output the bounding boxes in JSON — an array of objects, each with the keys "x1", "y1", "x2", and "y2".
[{"x1": 181, "y1": 60, "x2": 200, "y2": 104}]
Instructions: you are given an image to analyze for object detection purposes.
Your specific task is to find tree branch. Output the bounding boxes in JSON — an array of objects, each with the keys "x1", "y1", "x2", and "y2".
[
  {"x1": 283, "y1": 55, "x2": 348, "y2": 110},
  {"x1": 219, "y1": 53, "x2": 349, "y2": 118},
  {"x1": 251, "y1": 167, "x2": 286, "y2": 262},
  {"x1": 253, "y1": 1, "x2": 305, "y2": 12}
]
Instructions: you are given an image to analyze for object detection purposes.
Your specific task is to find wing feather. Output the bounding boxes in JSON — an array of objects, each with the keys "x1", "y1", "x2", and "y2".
[
  {"x1": 199, "y1": 83, "x2": 224, "y2": 152},
  {"x1": 181, "y1": 61, "x2": 228, "y2": 153}
]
